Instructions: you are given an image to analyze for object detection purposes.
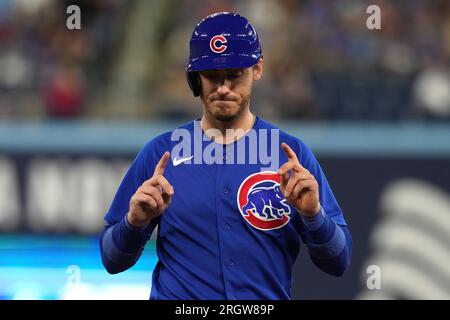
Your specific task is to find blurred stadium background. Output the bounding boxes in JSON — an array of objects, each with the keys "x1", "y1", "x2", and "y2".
[{"x1": 0, "y1": 0, "x2": 449, "y2": 299}]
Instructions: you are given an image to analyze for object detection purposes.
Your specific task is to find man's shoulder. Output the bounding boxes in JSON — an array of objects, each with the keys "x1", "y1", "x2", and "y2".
[{"x1": 257, "y1": 117, "x2": 306, "y2": 149}]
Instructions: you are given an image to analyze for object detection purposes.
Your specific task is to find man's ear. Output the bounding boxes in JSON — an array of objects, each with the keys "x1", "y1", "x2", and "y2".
[{"x1": 253, "y1": 58, "x2": 263, "y2": 81}]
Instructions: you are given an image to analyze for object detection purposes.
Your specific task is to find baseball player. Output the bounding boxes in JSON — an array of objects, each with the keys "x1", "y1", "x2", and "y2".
[{"x1": 100, "y1": 12, "x2": 352, "y2": 300}]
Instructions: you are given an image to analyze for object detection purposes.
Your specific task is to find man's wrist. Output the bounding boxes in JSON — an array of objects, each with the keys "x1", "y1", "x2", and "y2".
[
  {"x1": 125, "y1": 213, "x2": 148, "y2": 231},
  {"x1": 109, "y1": 214, "x2": 147, "y2": 255},
  {"x1": 300, "y1": 206, "x2": 326, "y2": 231}
]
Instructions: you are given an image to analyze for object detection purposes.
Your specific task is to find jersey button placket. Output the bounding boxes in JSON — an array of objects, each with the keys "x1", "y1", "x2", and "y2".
[{"x1": 216, "y1": 163, "x2": 235, "y2": 299}]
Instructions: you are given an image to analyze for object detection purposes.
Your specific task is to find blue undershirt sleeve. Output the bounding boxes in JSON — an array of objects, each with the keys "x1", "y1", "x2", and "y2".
[
  {"x1": 300, "y1": 207, "x2": 352, "y2": 276},
  {"x1": 99, "y1": 215, "x2": 159, "y2": 274}
]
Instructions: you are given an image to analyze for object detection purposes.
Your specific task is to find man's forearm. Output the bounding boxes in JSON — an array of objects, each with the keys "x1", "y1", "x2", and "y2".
[
  {"x1": 100, "y1": 215, "x2": 147, "y2": 274},
  {"x1": 301, "y1": 207, "x2": 352, "y2": 276}
]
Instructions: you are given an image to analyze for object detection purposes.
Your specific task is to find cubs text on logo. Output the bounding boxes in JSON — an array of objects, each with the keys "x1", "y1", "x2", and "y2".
[
  {"x1": 210, "y1": 35, "x2": 227, "y2": 53},
  {"x1": 237, "y1": 172, "x2": 291, "y2": 231}
]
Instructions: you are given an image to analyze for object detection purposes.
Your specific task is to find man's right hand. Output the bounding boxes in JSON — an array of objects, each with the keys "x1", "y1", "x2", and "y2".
[{"x1": 127, "y1": 151, "x2": 174, "y2": 227}]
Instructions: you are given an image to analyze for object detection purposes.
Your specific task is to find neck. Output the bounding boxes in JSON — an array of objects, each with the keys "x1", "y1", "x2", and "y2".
[{"x1": 201, "y1": 109, "x2": 255, "y2": 144}]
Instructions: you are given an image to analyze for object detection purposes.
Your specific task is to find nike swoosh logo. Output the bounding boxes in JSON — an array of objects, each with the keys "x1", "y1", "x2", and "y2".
[{"x1": 173, "y1": 155, "x2": 194, "y2": 166}]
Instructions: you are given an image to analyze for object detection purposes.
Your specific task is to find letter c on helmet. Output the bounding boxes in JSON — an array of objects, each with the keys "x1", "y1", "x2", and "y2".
[{"x1": 210, "y1": 35, "x2": 227, "y2": 53}]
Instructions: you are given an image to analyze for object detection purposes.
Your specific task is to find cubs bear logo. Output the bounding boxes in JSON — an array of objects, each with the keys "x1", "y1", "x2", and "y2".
[{"x1": 237, "y1": 171, "x2": 291, "y2": 231}]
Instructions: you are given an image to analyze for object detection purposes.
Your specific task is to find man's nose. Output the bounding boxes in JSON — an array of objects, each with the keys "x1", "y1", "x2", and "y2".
[{"x1": 216, "y1": 79, "x2": 232, "y2": 95}]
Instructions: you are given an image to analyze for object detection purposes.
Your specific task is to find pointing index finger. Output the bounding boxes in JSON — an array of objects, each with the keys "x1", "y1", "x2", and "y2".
[
  {"x1": 281, "y1": 143, "x2": 298, "y2": 161},
  {"x1": 154, "y1": 151, "x2": 170, "y2": 176},
  {"x1": 280, "y1": 142, "x2": 306, "y2": 172}
]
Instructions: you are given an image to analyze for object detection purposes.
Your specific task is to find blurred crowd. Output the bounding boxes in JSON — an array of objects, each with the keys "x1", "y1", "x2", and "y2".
[
  {"x1": 0, "y1": 0, "x2": 449, "y2": 121},
  {"x1": 0, "y1": 0, "x2": 125, "y2": 119}
]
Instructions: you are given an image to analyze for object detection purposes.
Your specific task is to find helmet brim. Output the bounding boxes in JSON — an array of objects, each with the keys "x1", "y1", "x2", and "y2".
[{"x1": 186, "y1": 53, "x2": 261, "y2": 72}]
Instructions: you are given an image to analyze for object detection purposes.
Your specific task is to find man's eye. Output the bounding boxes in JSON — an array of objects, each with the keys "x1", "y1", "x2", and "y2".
[
  {"x1": 205, "y1": 75, "x2": 219, "y2": 81},
  {"x1": 228, "y1": 73, "x2": 241, "y2": 79}
]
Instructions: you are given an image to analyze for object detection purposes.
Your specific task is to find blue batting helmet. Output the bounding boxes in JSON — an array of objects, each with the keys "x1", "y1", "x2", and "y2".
[{"x1": 186, "y1": 12, "x2": 262, "y2": 96}]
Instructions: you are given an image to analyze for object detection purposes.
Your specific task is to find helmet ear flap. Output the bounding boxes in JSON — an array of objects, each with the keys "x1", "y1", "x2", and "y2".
[{"x1": 186, "y1": 71, "x2": 201, "y2": 97}]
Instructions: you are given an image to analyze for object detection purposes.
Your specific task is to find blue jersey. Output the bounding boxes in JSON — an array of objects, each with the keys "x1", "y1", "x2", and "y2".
[{"x1": 102, "y1": 117, "x2": 350, "y2": 299}]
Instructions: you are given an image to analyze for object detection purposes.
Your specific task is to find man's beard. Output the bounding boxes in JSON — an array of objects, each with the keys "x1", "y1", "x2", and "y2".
[{"x1": 212, "y1": 112, "x2": 240, "y2": 122}]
